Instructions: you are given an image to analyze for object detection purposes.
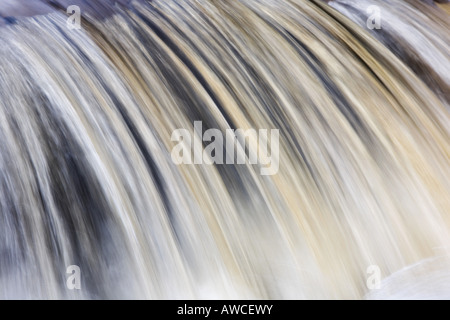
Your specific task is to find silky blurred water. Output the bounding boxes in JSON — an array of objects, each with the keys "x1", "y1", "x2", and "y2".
[{"x1": 0, "y1": 0, "x2": 449, "y2": 299}]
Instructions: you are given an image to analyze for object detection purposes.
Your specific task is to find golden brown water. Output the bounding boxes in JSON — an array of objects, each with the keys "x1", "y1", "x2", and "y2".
[{"x1": 0, "y1": 0, "x2": 449, "y2": 299}]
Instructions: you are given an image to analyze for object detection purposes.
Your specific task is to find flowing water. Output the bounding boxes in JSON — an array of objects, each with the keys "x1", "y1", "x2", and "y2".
[{"x1": 0, "y1": 0, "x2": 449, "y2": 299}]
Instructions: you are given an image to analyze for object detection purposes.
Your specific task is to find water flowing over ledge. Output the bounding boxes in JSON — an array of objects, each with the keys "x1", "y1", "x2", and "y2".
[{"x1": 0, "y1": 0, "x2": 449, "y2": 299}]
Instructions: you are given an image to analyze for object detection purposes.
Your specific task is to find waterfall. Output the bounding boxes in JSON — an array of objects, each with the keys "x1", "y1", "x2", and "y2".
[{"x1": 0, "y1": 0, "x2": 449, "y2": 299}]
